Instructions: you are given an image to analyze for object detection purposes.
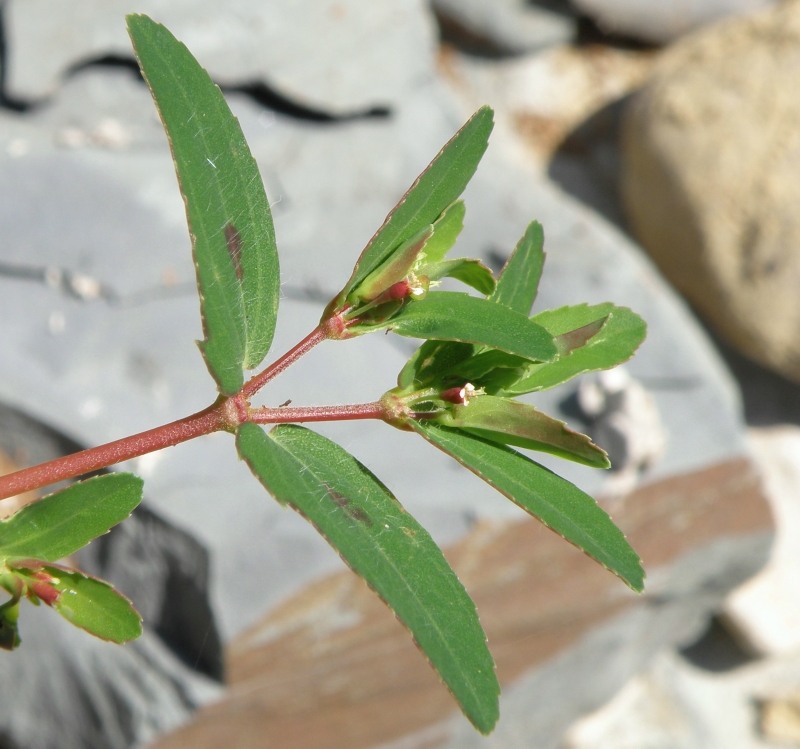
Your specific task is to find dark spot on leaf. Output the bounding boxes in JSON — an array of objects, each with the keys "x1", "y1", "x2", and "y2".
[
  {"x1": 324, "y1": 484, "x2": 373, "y2": 526},
  {"x1": 224, "y1": 223, "x2": 243, "y2": 281},
  {"x1": 555, "y1": 316, "x2": 607, "y2": 355}
]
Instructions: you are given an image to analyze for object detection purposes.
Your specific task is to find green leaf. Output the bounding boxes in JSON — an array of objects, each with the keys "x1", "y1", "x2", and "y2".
[
  {"x1": 504, "y1": 304, "x2": 647, "y2": 395},
  {"x1": 34, "y1": 564, "x2": 142, "y2": 643},
  {"x1": 413, "y1": 423, "x2": 644, "y2": 591},
  {"x1": 449, "y1": 349, "x2": 528, "y2": 387},
  {"x1": 128, "y1": 14, "x2": 280, "y2": 395},
  {"x1": 0, "y1": 598, "x2": 21, "y2": 651},
  {"x1": 421, "y1": 199, "x2": 466, "y2": 265},
  {"x1": 330, "y1": 107, "x2": 494, "y2": 310},
  {"x1": 490, "y1": 221, "x2": 545, "y2": 314},
  {"x1": 354, "y1": 226, "x2": 433, "y2": 302},
  {"x1": 236, "y1": 422, "x2": 499, "y2": 733},
  {"x1": 438, "y1": 395, "x2": 610, "y2": 468},
  {"x1": 396, "y1": 339, "x2": 475, "y2": 390},
  {"x1": 0, "y1": 474, "x2": 143, "y2": 562},
  {"x1": 426, "y1": 258, "x2": 496, "y2": 295},
  {"x1": 385, "y1": 291, "x2": 557, "y2": 362}
]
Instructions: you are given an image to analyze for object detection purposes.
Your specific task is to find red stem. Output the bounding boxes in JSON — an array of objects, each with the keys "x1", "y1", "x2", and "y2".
[
  {"x1": 0, "y1": 405, "x2": 224, "y2": 501},
  {"x1": 241, "y1": 324, "x2": 328, "y2": 399},
  {"x1": 250, "y1": 402, "x2": 385, "y2": 424},
  {"x1": 0, "y1": 320, "x2": 375, "y2": 502}
]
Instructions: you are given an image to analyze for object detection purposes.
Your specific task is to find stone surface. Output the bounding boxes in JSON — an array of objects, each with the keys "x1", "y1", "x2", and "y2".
[
  {"x1": 562, "y1": 649, "x2": 760, "y2": 749},
  {"x1": 621, "y1": 0, "x2": 800, "y2": 384},
  {"x1": 150, "y1": 458, "x2": 772, "y2": 749},
  {"x1": 438, "y1": 41, "x2": 654, "y2": 171},
  {"x1": 563, "y1": 642, "x2": 800, "y2": 748},
  {"x1": 0, "y1": 613, "x2": 220, "y2": 749},
  {"x1": 571, "y1": 0, "x2": 776, "y2": 44},
  {"x1": 724, "y1": 426, "x2": 800, "y2": 655},
  {"x1": 577, "y1": 368, "x2": 667, "y2": 501},
  {"x1": 432, "y1": 0, "x2": 576, "y2": 55},
  {"x1": 4, "y1": 0, "x2": 434, "y2": 112},
  {"x1": 0, "y1": 408, "x2": 222, "y2": 749}
]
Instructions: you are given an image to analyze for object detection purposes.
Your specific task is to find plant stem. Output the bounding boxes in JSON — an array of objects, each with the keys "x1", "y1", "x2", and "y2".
[
  {"x1": 249, "y1": 402, "x2": 385, "y2": 424},
  {"x1": 240, "y1": 324, "x2": 328, "y2": 399},
  {"x1": 0, "y1": 321, "x2": 374, "y2": 502},
  {"x1": 0, "y1": 405, "x2": 224, "y2": 501}
]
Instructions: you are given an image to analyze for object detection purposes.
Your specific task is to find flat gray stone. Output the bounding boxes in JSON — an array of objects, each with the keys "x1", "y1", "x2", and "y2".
[
  {"x1": 432, "y1": 0, "x2": 576, "y2": 54},
  {"x1": 4, "y1": 0, "x2": 435, "y2": 111}
]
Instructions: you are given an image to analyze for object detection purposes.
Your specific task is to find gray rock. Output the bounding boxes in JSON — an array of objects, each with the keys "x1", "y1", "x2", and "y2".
[
  {"x1": 621, "y1": 0, "x2": 800, "y2": 384},
  {"x1": 0, "y1": 611, "x2": 220, "y2": 749},
  {"x1": 0, "y1": 403, "x2": 223, "y2": 749},
  {"x1": 431, "y1": 0, "x2": 576, "y2": 54},
  {"x1": 3, "y1": 0, "x2": 434, "y2": 112},
  {"x1": 570, "y1": 0, "x2": 776, "y2": 44}
]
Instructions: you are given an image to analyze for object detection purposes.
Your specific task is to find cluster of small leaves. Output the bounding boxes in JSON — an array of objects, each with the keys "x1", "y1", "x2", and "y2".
[
  {"x1": 0, "y1": 14, "x2": 647, "y2": 736},
  {"x1": 128, "y1": 16, "x2": 645, "y2": 731},
  {"x1": 0, "y1": 474, "x2": 143, "y2": 649}
]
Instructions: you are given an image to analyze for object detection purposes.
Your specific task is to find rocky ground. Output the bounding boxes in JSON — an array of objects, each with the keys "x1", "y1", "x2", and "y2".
[{"x1": 1, "y1": 1, "x2": 800, "y2": 747}]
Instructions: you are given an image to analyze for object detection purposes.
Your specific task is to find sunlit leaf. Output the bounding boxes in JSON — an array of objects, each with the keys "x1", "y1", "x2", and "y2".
[
  {"x1": 329, "y1": 107, "x2": 494, "y2": 312},
  {"x1": 31, "y1": 564, "x2": 142, "y2": 643},
  {"x1": 438, "y1": 395, "x2": 609, "y2": 468},
  {"x1": 396, "y1": 339, "x2": 475, "y2": 390},
  {"x1": 0, "y1": 473, "x2": 142, "y2": 562},
  {"x1": 490, "y1": 221, "x2": 545, "y2": 315},
  {"x1": 426, "y1": 258, "x2": 496, "y2": 295},
  {"x1": 385, "y1": 291, "x2": 557, "y2": 362},
  {"x1": 421, "y1": 199, "x2": 466, "y2": 265},
  {"x1": 413, "y1": 423, "x2": 644, "y2": 591},
  {"x1": 354, "y1": 226, "x2": 433, "y2": 302},
  {"x1": 128, "y1": 14, "x2": 280, "y2": 395},
  {"x1": 503, "y1": 304, "x2": 647, "y2": 395},
  {"x1": 236, "y1": 422, "x2": 499, "y2": 733}
]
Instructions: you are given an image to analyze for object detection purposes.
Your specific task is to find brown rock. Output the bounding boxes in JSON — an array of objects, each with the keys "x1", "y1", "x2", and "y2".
[
  {"x1": 151, "y1": 458, "x2": 772, "y2": 749},
  {"x1": 621, "y1": 1, "x2": 800, "y2": 383}
]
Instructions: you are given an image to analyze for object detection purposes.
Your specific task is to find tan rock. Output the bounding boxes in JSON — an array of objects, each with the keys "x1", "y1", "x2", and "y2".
[{"x1": 621, "y1": 1, "x2": 800, "y2": 383}]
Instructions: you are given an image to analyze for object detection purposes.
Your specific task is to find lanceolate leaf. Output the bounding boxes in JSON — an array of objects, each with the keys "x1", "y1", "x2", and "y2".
[
  {"x1": 438, "y1": 396, "x2": 610, "y2": 468},
  {"x1": 27, "y1": 564, "x2": 142, "y2": 643},
  {"x1": 503, "y1": 304, "x2": 647, "y2": 395},
  {"x1": 331, "y1": 107, "x2": 494, "y2": 309},
  {"x1": 413, "y1": 423, "x2": 644, "y2": 591},
  {"x1": 0, "y1": 474, "x2": 142, "y2": 562},
  {"x1": 490, "y1": 221, "x2": 545, "y2": 315},
  {"x1": 421, "y1": 199, "x2": 466, "y2": 265},
  {"x1": 354, "y1": 226, "x2": 433, "y2": 302},
  {"x1": 128, "y1": 14, "x2": 280, "y2": 395},
  {"x1": 236, "y1": 422, "x2": 499, "y2": 733},
  {"x1": 426, "y1": 258, "x2": 496, "y2": 295},
  {"x1": 386, "y1": 291, "x2": 557, "y2": 362}
]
